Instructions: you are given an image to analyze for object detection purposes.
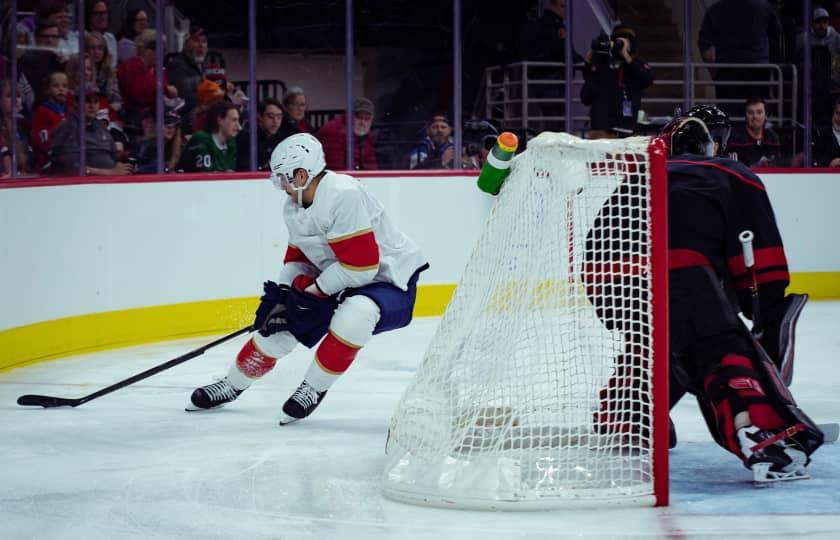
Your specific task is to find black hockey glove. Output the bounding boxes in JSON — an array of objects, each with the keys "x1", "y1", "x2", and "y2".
[
  {"x1": 284, "y1": 275, "x2": 338, "y2": 348},
  {"x1": 253, "y1": 281, "x2": 291, "y2": 337}
]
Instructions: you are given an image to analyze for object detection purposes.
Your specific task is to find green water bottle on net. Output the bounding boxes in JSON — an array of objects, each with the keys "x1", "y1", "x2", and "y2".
[{"x1": 476, "y1": 131, "x2": 519, "y2": 195}]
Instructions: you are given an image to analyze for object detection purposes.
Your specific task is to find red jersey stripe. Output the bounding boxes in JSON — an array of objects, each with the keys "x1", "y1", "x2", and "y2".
[
  {"x1": 328, "y1": 229, "x2": 379, "y2": 270},
  {"x1": 283, "y1": 244, "x2": 312, "y2": 265},
  {"x1": 727, "y1": 247, "x2": 788, "y2": 276}
]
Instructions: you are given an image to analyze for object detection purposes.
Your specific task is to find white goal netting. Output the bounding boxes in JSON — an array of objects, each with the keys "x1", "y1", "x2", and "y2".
[{"x1": 382, "y1": 133, "x2": 666, "y2": 509}]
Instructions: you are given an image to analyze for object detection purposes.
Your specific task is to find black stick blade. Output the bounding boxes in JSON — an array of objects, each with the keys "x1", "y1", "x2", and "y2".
[{"x1": 17, "y1": 395, "x2": 80, "y2": 408}]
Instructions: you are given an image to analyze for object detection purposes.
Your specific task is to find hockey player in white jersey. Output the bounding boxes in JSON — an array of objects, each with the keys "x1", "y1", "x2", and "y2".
[{"x1": 187, "y1": 133, "x2": 428, "y2": 424}]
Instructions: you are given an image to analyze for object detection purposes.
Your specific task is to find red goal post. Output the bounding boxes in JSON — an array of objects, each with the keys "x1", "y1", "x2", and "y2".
[{"x1": 383, "y1": 133, "x2": 670, "y2": 509}]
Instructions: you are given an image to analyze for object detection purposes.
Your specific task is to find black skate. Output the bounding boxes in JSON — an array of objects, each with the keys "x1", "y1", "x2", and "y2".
[
  {"x1": 186, "y1": 377, "x2": 243, "y2": 411},
  {"x1": 737, "y1": 425, "x2": 809, "y2": 483},
  {"x1": 278, "y1": 380, "x2": 327, "y2": 425}
]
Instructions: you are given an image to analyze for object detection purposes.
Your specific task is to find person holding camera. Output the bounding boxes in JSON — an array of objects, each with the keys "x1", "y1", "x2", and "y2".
[{"x1": 580, "y1": 26, "x2": 654, "y2": 138}]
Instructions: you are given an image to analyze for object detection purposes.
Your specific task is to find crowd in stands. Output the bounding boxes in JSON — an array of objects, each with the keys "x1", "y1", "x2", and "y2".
[{"x1": 2, "y1": 0, "x2": 840, "y2": 177}]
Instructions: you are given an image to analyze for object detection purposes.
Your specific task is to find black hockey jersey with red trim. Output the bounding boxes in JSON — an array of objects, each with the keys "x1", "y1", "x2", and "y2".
[{"x1": 667, "y1": 155, "x2": 788, "y2": 319}]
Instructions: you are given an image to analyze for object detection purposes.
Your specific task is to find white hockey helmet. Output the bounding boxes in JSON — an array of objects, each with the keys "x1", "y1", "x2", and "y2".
[{"x1": 269, "y1": 133, "x2": 327, "y2": 199}]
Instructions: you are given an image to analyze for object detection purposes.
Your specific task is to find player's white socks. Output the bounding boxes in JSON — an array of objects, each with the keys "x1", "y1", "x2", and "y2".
[
  {"x1": 302, "y1": 361, "x2": 339, "y2": 392},
  {"x1": 226, "y1": 363, "x2": 255, "y2": 391}
]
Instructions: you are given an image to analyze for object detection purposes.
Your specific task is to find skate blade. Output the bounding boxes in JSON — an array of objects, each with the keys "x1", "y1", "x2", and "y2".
[
  {"x1": 752, "y1": 463, "x2": 810, "y2": 484},
  {"x1": 278, "y1": 412, "x2": 301, "y2": 426},
  {"x1": 184, "y1": 402, "x2": 226, "y2": 412}
]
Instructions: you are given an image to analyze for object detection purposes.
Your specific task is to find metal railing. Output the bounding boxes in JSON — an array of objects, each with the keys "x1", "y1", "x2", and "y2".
[{"x1": 484, "y1": 61, "x2": 799, "y2": 133}]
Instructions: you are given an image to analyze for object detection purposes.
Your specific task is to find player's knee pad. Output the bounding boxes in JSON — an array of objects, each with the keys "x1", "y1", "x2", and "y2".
[
  {"x1": 331, "y1": 295, "x2": 381, "y2": 346},
  {"x1": 703, "y1": 353, "x2": 786, "y2": 457},
  {"x1": 314, "y1": 295, "x2": 381, "y2": 374}
]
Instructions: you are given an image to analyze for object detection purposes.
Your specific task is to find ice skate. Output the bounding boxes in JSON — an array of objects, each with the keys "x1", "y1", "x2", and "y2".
[
  {"x1": 186, "y1": 377, "x2": 244, "y2": 411},
  {"x1": 278, "y1": 380, "x2": 327, "y2": 425},
  {"x1": 737, "y1": 425, "x2": 809, "y2": 483}
]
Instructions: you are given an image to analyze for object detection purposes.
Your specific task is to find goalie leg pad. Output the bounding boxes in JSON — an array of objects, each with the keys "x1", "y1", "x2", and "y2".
[
  {"x1": 593, "y1": 345, "x2": 651, "y2": 438},
  {"x1": 703, "y1": 353, "x2": 786, "y2": 459},
  {"x1": 762, "y1": 293, "x2": 808, "y2": 386}
]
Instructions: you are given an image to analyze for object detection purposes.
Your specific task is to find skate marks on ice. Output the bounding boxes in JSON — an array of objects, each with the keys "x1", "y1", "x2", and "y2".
[{"x1": 2, "y1": 311, "x2": 840, "y2": 538}]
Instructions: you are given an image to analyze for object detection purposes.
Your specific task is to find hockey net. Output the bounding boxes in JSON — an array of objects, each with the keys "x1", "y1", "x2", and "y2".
[{"x1": 382, "y1": 133, "x2": 669, "y2": 509}]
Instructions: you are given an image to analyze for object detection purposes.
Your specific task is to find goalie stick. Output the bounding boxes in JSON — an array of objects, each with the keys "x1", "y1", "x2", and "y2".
[
  {"x1": 738, "y1": 231, "x2": 839, "y2": 446},
  {"x1": 16, "y1": 326, "x2": 251, "y2": 408}
]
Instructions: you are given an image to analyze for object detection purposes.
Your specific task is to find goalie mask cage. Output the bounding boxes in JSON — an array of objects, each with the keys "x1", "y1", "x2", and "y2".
[{"x1": 383, "y1": 133, "x2": 669, "y2": 509}]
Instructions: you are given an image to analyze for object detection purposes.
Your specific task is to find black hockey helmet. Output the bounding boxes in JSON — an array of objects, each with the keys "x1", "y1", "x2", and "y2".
[
  {"x1": 659, "y1": 116, "x2": 715, "y2": 157},
  {"x1": 686, "y1": 105, "x2": 730, "y2": 154}
]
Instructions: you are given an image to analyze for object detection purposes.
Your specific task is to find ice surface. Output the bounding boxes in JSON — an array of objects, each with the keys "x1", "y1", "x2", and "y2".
[{"x1": 1, "y1": 303, "x2": 839, "y2": 539}]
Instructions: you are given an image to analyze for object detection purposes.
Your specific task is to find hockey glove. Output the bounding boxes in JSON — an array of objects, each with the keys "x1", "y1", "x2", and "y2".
[
  {"x1": 253, "y1": 281, "x2": 291, "y2": 337},
  {"x1": 284, "y1": 275, "x2": 338, "y2": 348}
]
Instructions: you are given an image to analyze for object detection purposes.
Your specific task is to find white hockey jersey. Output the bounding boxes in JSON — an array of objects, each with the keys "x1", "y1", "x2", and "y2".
[{"x1": 278, "y1": 171, "x2": 426, "y2": 295}]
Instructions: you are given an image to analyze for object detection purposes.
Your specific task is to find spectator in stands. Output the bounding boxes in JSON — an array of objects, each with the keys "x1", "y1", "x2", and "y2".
[
  {"x1": 167, "y1": 26, "x2": 208, "y2": 115},
  {"x1": 86, "y1": 0, "x2": 117, "y2": 68},
  {"x1": 316, "y1": 97, "x2": 378, "y2": 171},
  {"x1": 698, "y1": 0, "x2": 782, "y2": 117},
  {"x1": 117, "y1": 30, "x2": 177, "y2": 126},
  {"x1": 409, "y1": 112, "x2": 456, "y2": 169},
  {"x1": 51, "y1": 1, "x2": 78, "y2": 57},
  {"x1": 727, "y1": 96, "x2": 783, "y2": 167},
  {"x1": 814, "y1": 96, "x2": 840, "y2": 166},
  {"x1": 235, "y1": 97, "x2": 294, "y2": 171},
  {"x1": 795, "y1": 7, "x2": 840, "y2": 123},
  {"x1": 132, "y1": 107, "x2": 184, "y2": 173},
  {"x1": 17, "y1": 18, "x2": 65, "y2": 107},
  {"x1": 580, "y1": 26, "x2": 654, "y2": 137},
  {"x1": 198, "y1": 54, "x2": 249, "y2": 114},
  {"x1": 0, "y1": 79, "x2": 34, "y2": 176},
  {"x1": 117, "y1": 9, "x2": 149, "y2": 63},
  {"x1": 282, "y1": 86, "x2": 313, "y2": 133},
  {"x1": 87, "y1": 31, "x2": 122, "y2": 113},
  {"x1": 178, "y1": 101, "x2": 240, "y2": 172},
  {"x1": 50, "y1": 88, "x2": 133, "y2": 176},
  {"x1": 188, "y1": 78, "x2": 225, "y2": 133},
  {"x1": 30, "y1": 70, "x2": 69, "y2": 171}
]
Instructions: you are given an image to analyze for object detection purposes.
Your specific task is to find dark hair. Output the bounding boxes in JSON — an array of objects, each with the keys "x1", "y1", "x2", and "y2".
[
  {"x1": 119, "y1": 9, "x2": 145, "y2": 40},
  {"x1": 258, "y1": 97, "x2": 283, "y2": 115},
  {"x1": 34, "y1": 17, "x2": 59, "y2": 36},
  {"x1": 85, "y1": 0, "x2": 110, "y2": 31},
  {"x1": 745, "y1": 96, "x2": 767, "y2": 111},
  {"x1": 35, "y1": 0, "x2": 69, "y2": 20},
  {"x1": 205, "y1": 101, "x2": 238, "y2": 134}
]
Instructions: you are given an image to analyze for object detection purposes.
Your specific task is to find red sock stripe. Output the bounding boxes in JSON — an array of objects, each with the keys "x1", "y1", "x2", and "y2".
[
  {"x1": 315, "y1": 331, "x2": 361, "y2": 375},
  {"x1": 236, "y1": 338, "x2": 278, "y2": 378}
]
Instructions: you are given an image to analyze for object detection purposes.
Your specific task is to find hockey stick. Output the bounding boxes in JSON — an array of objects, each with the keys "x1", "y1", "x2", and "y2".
[{"x1": 17, "y1": 326, "x2": 252, "y2": 408}]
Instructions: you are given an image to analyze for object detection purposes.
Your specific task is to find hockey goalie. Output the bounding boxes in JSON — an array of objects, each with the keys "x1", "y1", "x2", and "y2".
[{"x1": 627, "y1": 116, "x2": 823, "y2": 482}]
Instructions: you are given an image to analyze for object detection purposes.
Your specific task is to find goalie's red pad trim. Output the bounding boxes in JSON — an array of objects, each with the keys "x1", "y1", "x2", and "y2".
[
  {"x1": 315, "y1": 330, "x2": 361, "y2": 375},
  {"x1": 328, "y1": 229, "x2": 379, "y2": 271},
  {"x1": 704, "y1": 354, "x2": 787, "y2": 460},
  {"x1": 236, "y1": 338, "x2": 278, "y2": 378},
  {"x1": 284, "y1": 244, "x2": 313, "y2": 265},
  {"x1": 749, "y1": 423, "x2": 806, "y2": 453}
]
